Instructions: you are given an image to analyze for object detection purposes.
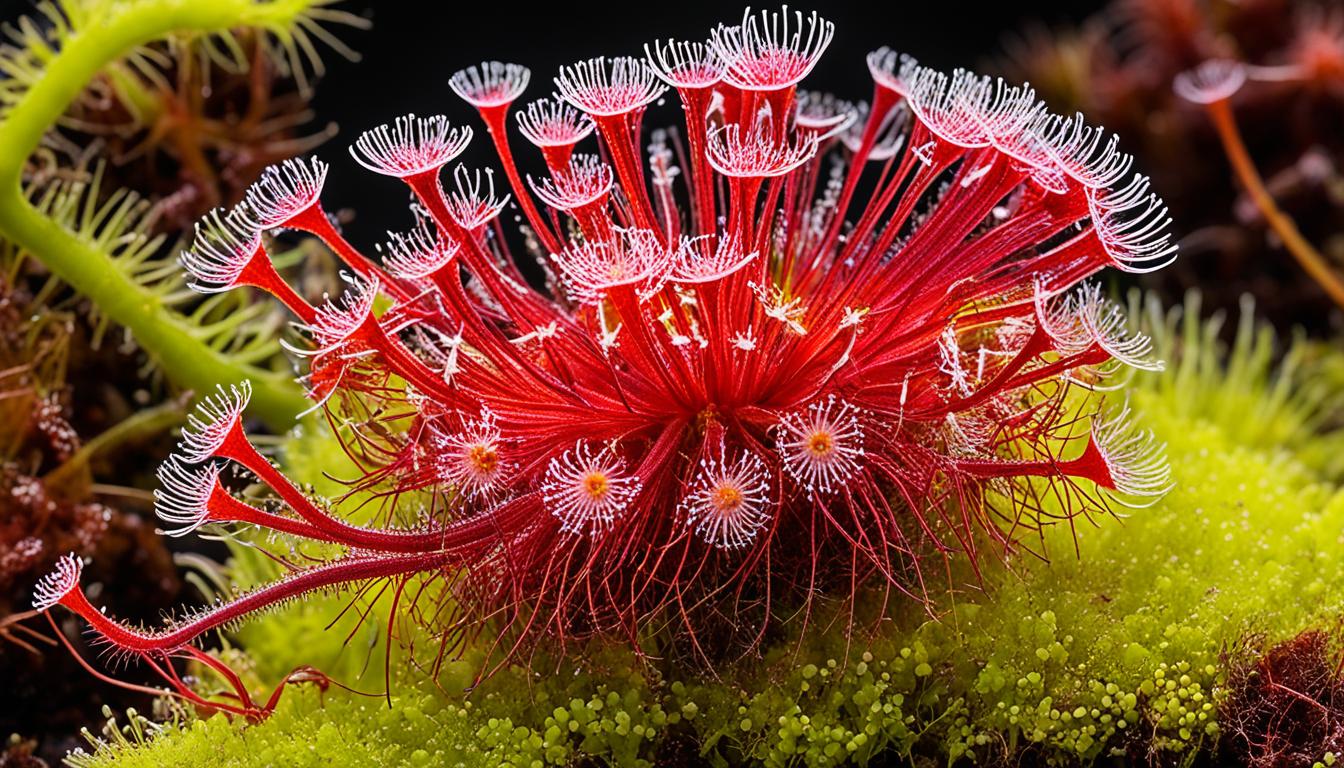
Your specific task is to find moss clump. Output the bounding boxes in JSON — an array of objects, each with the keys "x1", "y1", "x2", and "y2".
[{"x1": 72, "y1": 296, "x2": 1344, "y2": 767}]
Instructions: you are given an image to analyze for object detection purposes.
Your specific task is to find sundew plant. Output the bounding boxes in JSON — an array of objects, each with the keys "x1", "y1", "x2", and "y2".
[{"x1": 32, "y1": 5, "x2": 1177, "y2": 719}]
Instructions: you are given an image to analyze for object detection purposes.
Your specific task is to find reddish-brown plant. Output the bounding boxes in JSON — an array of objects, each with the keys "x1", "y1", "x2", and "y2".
[
  {"x1": 1223, "y1": 629, "x2": 1344, "y2": 768},
  {"x1": 60, "y1": 28, "x2": 356, "y2": 233}
]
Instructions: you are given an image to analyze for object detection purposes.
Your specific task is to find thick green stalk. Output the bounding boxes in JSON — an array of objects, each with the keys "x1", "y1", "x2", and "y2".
[{"x1": 0, "y1": 0, "x2": 316, "y2": 427}]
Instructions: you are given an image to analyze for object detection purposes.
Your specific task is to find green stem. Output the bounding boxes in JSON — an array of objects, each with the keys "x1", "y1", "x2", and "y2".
[{"x1": 0, "y1": 0, "x2": 316, "y2": 428}]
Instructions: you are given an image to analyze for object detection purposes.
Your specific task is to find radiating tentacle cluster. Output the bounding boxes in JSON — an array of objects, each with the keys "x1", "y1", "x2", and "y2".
[{"x1": 35, "y1": 5, "x2": 1176, "y2": 700}]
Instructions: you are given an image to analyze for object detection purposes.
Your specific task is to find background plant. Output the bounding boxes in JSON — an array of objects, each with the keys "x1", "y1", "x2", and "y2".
[
  {"x1": 996, "y1": 0, "x2": 1344, "y2": 330},
  {"x1": 0, "y1": 0, "x2": 368, "y2": 427}
]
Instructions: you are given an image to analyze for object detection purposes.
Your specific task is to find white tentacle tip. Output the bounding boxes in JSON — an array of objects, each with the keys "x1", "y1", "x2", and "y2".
[
  {"x1": 32, "y1": 553, "x2": 83, "y2": 612},
  {"x1": 1173, "y1": 59, "x2": 1248, "y2": 105},
  {"x1": 243, "y1": 156, "x2": 330, "y2": 231},
  {"x1": 450, "y1": 61, "x2": 531, "y2": 108},
  {"x1": 1093, "y1": 405, "x2": 1174, "y2": 507},
  {"x1": 349, "y1": 114, "x2": 472, "y2": 178},
  {"x1": 178, "y1": 381, "x2": 253, "y2": 464},
  {"x1": 180, "y1": 207, "x2": 262, "y2": 294},
  {"x1": 154, "y1": 457, "x2": 224, "y2": 537}
]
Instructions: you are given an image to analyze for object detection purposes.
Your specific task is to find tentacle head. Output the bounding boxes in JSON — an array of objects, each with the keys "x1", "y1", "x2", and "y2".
[
  {"x1": 515, "y1": 96, "x2": 595, "y2": 148},
  {"x1": 777, "y1": 395, "x2": 866, "y2": 496},
  {"x1": 178, "y1": 382, "x2": 252, "y2": 464},
  {"x1": 32, "y1": 553, "x2": 83, "y2": 612},
  {"x1": 554, "y1": 56, "x2": 667, "y2": 117},
  {"x1": 645, "y1": 37, "x2": 725, "y2": 89},
  {"x1": 349, "y1": 114, "x2": 472, "y2": 178},
  {"x1": 154, "y1": 457, "x2": 224, "y2": 537},
  {"x1": 242, "y1": 156, "x2": 329, "y2": 231},
  {"x1": 450, "y1": 61, "x2": 531, "y2": 108},
  {"x1": 382, "y1": 225, "x2": 461, "y2": 280},
  {"x1": 1174, "y1": 59, "x2": 1248, "y2": 104},
  {"x1": 529, "y1": 154, "x2": 614, "y2": 212},
  {"x1": 434, "y1": 408, "x2": 511, "y2": 499},
  {"x1": 1091, "y1": 404, "x2": 1173, "y2": 506},
  {"x1": 680, "y1": 447, "x2": 772, "y2": 549},
  {"x1": 542, "y1": 441, "x2": 642, "y2": 536},
  {"x1": 180, "y1": 208, "x2": 262, "y2": 294},
  {"x1": 712, "y1": 6, "x2": 834, "y2": 91}
]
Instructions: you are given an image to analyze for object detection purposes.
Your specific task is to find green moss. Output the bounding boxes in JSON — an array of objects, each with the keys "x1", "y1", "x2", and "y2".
[
  {"x1": 75, "y1": 688, "x2": 512, "y2": 768},
  {"x1": 73, "y1": 296, "x2": 1344, "y2": 767}
]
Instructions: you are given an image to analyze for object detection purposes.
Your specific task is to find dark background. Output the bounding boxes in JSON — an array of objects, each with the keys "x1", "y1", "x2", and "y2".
[{"x1": 303, "y1": 0, "x2": 1106, "y2": 244}]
